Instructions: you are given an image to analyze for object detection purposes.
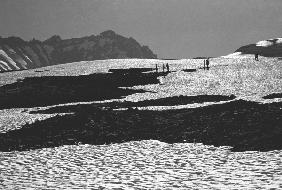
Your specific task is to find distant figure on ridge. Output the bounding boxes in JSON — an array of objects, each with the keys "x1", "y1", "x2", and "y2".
[
  {"x1": 203, "y1": 59, "x2": 206, "y2": 70},
  {"x1": 166, "y1": 63, "x2": 170, "y2": 72},
  {"x1": 155, "y1": 64, "x2": 158, "y2": 73},
  {"x1": 162, "y1": 64, "x2": 165, "y2": 73},
  {"x1": 255, "y1": 54, "x2": 259, "y2": 61},
  {"x1": 206, "y1": 58, "x2": 210, "y2": 70}
]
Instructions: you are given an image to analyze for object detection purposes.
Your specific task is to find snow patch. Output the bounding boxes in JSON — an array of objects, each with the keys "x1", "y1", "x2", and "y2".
[
  {"x1": 0, "y1": 61, "x2": 10, "y2": 71},
  {"x1": 221, "y1": 52, "x2": 254, "y2": 59},
  {"x1": 0, "y1": 49, "x2": 20, "y2": 70},
  {"x1": 256, "y1": 38, "x2": 282, "y2": 47},
  {"x1": 276, "y1": 38, "x2": 282, "y2": 44},
  {"x1": 22, "y1": 46, "x2": 42, "y2": 67},
  {"x1": 256, "y1": 40, "x2": 273, "y2": 47}
]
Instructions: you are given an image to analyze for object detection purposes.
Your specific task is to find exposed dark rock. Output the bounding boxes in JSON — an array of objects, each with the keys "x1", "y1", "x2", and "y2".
[
  {"x1": 192, "y1": 57, "x2": 211, "y2": 59},
  {"x1": 108, "y1": 68, "x2": 154, "y2": 74},
  {"x1": 263, "y1": 93, "x2": 282, "y2": 99},
  {"x1": 182, "y1": 69, "x2": 197, "y2": 72},
  {"x1": 1, "y1": 99, "x2": 281, "y2": 152},
  {"x1": 0, "y1": 70, "x2": 167, "y2": 109}
]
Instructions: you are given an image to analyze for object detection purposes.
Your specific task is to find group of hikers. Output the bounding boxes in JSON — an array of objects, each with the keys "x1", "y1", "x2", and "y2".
[
  {"x1": 155, "y1": 53, "x2": 259, "y2": 73},
  {"x1": 203, "y1": 58, "x2": 210, "y2": 70},
  {"x1": 155, "y1": 63, "x2": 169, "y2": 73}
]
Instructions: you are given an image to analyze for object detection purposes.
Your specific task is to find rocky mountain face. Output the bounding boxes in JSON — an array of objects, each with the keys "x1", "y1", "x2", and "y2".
[
  {"x1": 0, "y1": 30, "x2": 157, "y2": 72},
  {"x1": 235, "y1": 38, "x2": 282, "y2": 57}
]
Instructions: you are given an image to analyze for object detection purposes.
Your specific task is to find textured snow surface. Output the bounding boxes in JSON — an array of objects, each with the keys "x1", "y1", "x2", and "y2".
[
  {"x1": 0, "y1": 141, "x2": 281, "y2": 189},
  {"x1": 0, "y1": 108, "x2": 65, "y2": 134},
  {"x1": 221, "y1": 52, "x2": 256, "y2": 58},
  {"x1": 0, "y1": 58, "x2": 281, "y2": 189}
]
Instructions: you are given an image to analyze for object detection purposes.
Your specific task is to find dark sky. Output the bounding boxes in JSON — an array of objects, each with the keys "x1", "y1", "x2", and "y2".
[{"x1": 1, "y1": 0, "x2": 282, "y2": 58}]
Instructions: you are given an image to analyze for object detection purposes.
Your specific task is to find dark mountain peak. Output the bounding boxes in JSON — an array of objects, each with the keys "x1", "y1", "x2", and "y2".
[
  {"x1": 30, "y1": 38, "x2": 42, "y2": 44},
  {"x1": 0, "y1": 36, "x2": 26, "y2": 46},
  {"x1": 44, "y1": 35, "x2": 62, "y2": 44},
  {"x1": 99, "y1": 30, "x2": 116, "y2": 38}
]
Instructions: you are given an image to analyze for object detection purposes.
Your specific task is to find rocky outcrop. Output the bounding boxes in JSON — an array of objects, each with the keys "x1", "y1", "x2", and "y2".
[
  {"x1": 235, "y1": 38, "x2": 282, "y2": 57},
  {"x1": 0, "y1": 31, "x2": 157, "y2": 72}
]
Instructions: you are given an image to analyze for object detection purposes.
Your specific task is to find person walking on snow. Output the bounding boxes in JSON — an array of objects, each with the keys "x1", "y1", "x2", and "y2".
[
  {"x1": 255, "y1": 54, "x2": 259, "y2": 61},
  {"x1": 206, "y1": 58, "x2": 210, "y2": 70},
  {"x1": 166, "y1": 63, "x2": 169, "y2": 72}
]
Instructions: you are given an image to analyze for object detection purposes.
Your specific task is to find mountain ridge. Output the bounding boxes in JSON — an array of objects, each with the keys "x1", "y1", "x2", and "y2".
[
  {"x1": 234, "y1": 37, "x2": 282, "y2": 58},
  {"x1": 0, "y1": 30, "x2": 157, "y2": 72}
]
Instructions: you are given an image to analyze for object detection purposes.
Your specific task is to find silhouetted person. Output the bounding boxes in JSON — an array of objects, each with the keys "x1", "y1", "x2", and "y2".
[
  {"x1": 155, "y1": 64, "x2": 158, "y2": 73},
  {"x1": 162, "y1": 64, "x2": 165, "y2": 73},
  {"x1": 166, "y1": 63, "x2": 169, "y2": 72},
  {"x1": 206, "y1": 58, "x2": 210, "y2": 70},
  {"x1": 255, "y1": 54, "x2": 259, "y2": 61},
  {"x1": 203, "y1": 59, "x2": 206, "y2": 70}
]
